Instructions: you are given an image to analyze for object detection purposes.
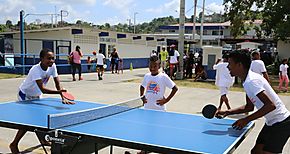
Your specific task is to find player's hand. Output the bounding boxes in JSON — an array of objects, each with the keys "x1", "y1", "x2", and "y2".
[
  {"x1": 59, "y1": 88, "x2": 67, "y2": 94},
  {"x1": 141, "y1": 96, "x2": 147, "y2": 105},
  {"x1": 232, "y1": 118, "x2": 249, "y2": 130},
  {"x1": 62, "y1": 99, "x2": 75, "y2": 105},
  {"x1": 157, "y1": 97, "x2": 167, "y2": 106},
  {"x1": 215, "y1": 110, "x2": 229, "y2": 119}
]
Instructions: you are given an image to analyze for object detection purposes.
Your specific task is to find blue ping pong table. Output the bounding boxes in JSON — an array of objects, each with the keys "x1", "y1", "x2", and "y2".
[{"x1": 0, "y1": 98, "x2": 254, "y2": 154}]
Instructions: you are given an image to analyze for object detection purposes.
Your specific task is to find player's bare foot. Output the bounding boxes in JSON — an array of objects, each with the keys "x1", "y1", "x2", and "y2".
[{"x1": 9, "y1": 143, "x2": 20, "y2": 154}]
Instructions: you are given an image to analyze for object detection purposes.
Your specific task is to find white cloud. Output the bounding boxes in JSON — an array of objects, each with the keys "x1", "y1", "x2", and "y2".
[
  {"x1": 102, "y1": 0, "x2": 135, "y2": 16},
  {"x1": 47, "y1": 0, "x2": 96, "y2": 6},
  {"x1": 206, "y1": 2, "x2": 224, "y2": 14},
  {"x1": 145, "y1": 0, "x2": 179, "y2": 15},
  {"x1": 58, "y1": 4, "x2": 94, "y2": 24},
  {"x1": 0, "y1": 0, "x2": 35, "y2": 24},
  {"x1": 94, "y1": 16, "x2": 123, "y2": 25}
]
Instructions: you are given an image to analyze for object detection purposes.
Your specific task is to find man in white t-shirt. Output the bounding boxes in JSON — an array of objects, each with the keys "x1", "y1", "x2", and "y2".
[
  {"x1": 279, "y1": 59, "x2": 289, "y2": 92},
  {"x1": 250, "y1": 51, "x2": 270, "y2": 82},
  {"x1": 140, "y1": 55, "x2": 178, "y2": 111},
  {"x1": 168, "y1": 44, "x2": 180, "y2": 79},
  {"x1": 213, "y1": 54, "x2": 234, "y2": 110},
  {"x1": 216, "y1": 50, "x2": 290, "y2": 154},
  {"x1": 96, "y1": 49, "x2": 106, "y2": 80},
  {"x1": 10, "y1": 48, "x2": 74, "y2": 154}
]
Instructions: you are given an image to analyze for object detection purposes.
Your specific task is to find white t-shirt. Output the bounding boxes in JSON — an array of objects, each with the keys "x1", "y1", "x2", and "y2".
[
  {"x1": 19, "y1": 63, "x2": 58, "y2": 97},
  {"x1": 279, "y1": 64, "x2": 289, "y2": 76},
  {"x1": 243, "y1": 71, "x2": 290, "y2": 126},
  {"x1": 250, "y1": 60, "x2": 267, "y2": 75},
  {"x1": 169, "y1": 50, "x2": 180, "y2": 64},
  {"x1": 141, "y1": 72, "x2": 176, "y2": 111},
  {"x1": 213, "y1": 62, "x2": 234, "y2": 87},
  {"x1": 96, "y1": 53, "x2": 105, "y2": 65}
]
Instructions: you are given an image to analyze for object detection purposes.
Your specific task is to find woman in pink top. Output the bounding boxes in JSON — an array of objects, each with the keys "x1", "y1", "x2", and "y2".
[
  {"x1": 279, "y1": 59, "x2": 289, "y2": 92},
  {"x1": 70, "y1": 45, "x2": 83, "y2": 81}
]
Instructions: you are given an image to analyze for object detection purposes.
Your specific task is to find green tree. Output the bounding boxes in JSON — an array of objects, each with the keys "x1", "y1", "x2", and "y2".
[{"x1": 224, "y1": 0, "x2": 290, "y2": 40}]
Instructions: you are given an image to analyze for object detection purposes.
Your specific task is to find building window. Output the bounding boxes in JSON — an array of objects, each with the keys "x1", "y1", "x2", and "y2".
[{"x1": 212, "y1": 31, "x2": 219, "y2": 35}]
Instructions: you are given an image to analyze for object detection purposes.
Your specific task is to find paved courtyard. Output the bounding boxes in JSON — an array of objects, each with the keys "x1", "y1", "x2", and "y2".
[{"x1": 0, "y1": 68, "x2": 289, "y2": 154}]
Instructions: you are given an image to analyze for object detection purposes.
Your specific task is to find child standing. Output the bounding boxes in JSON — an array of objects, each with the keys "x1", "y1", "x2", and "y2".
[
  {"x1": 87, "y1": 56, "x2": 91, "y2": 72},
  {"x1": 140, "y1": 55, "x2": 178, "y2": 111},
  {"x1": 279, "y1": 59, "x2": 289, "y2": 92},
  {"x1": 10, "y1": 48, "x2": 74, "y2": 154},
  {"x1": 216, "y1": 50, "x2": 290, "y2": 154},
  {"x1": 213, "y1": 54, "x2": 234, "y2": 110},
  {"x1": 118, "y1": 58, "x2": 123, "y2": 74},
  {"x1": 96, "y1": 49, "x2": 106, "y2": 80}
]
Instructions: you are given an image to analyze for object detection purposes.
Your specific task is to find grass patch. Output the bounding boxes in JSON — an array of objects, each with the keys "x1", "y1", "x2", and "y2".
[
  {"x1": 125, "y1": 75, "x2": 290, "y2": 96},
  {"x1": 0, "y1": 73, "x2": 22, "y2": 79}
]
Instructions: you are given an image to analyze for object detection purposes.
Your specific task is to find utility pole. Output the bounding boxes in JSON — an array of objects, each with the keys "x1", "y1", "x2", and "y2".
[
  {"x1": 20, "y1": 10, "x2": 25, "y2": 75},
  {"x1": 200, "y1": 0, "x2": 205, "y2": 47},
  {"x1": 192, "y1": 0, "x2": 197, "y2": 42},
  {"x1": 133, "y1": 12, "x2": 138, "y2": 34},
  {"x1": 60, "y1": 10, "x2": 69, "y2": 27},
  {"x1": 176, "y1": 0, "x2": 185, "y2": 80}
]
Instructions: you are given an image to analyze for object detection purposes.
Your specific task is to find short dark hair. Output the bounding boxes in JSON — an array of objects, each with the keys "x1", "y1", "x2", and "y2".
[
  {"x1": 222, "y1": 53, "x2": 229, "y2": 59},
  {"x1": 150, "y1": 55, "x2": 160, "y2": 63},
  {"x1": 228, "y1": 50, "x2": 251, "y2": 70},
  {"x1": 282, "y1": 58, "x2": 288, "y2": 63},
  {"x1": 251, "y1": 51, "x2": 259, "y2": 57},
  {"x1": 40, "y1": 48, "x2": 53, "y2": 58}
]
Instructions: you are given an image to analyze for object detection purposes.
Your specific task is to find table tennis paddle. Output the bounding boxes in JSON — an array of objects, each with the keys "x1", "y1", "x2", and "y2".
[
  {"x1": 61, "y1": 91, "x2": 75, "y2": 101},
  {"x1": 202, "y1": 104, "x2": 217, "y2": 119}
]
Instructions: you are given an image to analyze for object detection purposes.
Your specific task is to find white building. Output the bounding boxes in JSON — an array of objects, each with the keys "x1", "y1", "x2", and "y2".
[{"x1": 0, "y1": 27, "x2": 159, "y2": 74}]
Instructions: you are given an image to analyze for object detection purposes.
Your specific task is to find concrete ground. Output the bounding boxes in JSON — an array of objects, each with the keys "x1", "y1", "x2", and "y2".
[{"x1": 0, "y1": 68, "x2": 289, "y2": 154}]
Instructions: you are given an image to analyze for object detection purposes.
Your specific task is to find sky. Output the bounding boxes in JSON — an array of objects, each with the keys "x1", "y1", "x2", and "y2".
[{"x1": 0, "y1": 0, "x2": 224, "y2": 25}]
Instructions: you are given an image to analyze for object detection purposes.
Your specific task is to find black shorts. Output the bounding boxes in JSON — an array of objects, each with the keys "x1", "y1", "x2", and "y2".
[
  {"x1": 256, "y1": 116, "x2": 290, "y2": 153},
  {"x1": 96, "y1": 65, "x2": 103, "y2": 69}
]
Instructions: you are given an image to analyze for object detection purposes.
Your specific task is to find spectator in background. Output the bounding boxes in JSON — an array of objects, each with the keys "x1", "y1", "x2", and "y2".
[
  {"x1": 96, "y1": 49, "x2": 106, "y2": 80},
  {"x1": 168, "y1": 44, "x2": 180, "y2": 79},
  {"x1": 213, "y1": 54, "x2": 234, "y2": 110},
  {"x1": 87, "y1": 56, "x2": 92, "y2": 72},
  {"x1": 279, "y1": 59, "x2": 289, "y2": 92},
  {"x1": 185, "y1": 52, "x2": 195, "y2": 78},
  {"x1": 250, "y1": 51, "x2": 270, "y2": 82},
  {"x1": 159, "y1": 46, "x2": 168, "y2": 72},
  {"x1": 110, "y1": 47, "x2": 119, "y2": 74},
  {"x1": 70, "y1": 45, "x2": 83, "y2": 81},
  {"x1": 118, "y1": 58, "x2": 124, "y2": 74},
  {"x1": 194, "y1": 65, "x2": 207, "y2": 81},
  {"x1": 150, "y1": 50, "x2": 157, "y2": 57}
]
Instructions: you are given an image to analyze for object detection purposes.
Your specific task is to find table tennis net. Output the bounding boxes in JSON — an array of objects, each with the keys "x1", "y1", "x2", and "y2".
[{"x1": 48, "y1": 96, "x2": 144, "y2": 129}]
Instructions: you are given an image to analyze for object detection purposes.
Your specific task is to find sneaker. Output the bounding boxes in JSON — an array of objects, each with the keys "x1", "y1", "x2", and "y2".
[
  {"x1": 79, "y1": 77, "x2": 83, "y2": 80},
  {"x1": 72, "y1": 78, "x2": 76, "y2": 81},
  {"x1": 99, "y1": 77, "x2": 103, "y2": 80}
]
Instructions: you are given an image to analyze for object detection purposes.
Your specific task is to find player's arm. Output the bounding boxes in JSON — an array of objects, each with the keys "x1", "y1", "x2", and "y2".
[
  {"x1": 36, "y1": 79, "x2": 64, "y2": 94},
  {"x1": 157, "y1": 85, "x2": 178, "y2": 105},
  {"x1": 242, "y1": 91, "x2": 276, "y2": 122},
  {"x1": 53, "y1": 76, "x2": 61, "y2": 91},
  {"x1": 166, "y1": 86, "x2": 178, "y2": 102},
  {"x1": 232, "y1": 91, "x2": 276, "y2": 130},
  {"x1": 262, "y1": 72, "x2": 270, "y2": 82},
  {"x1": 216, "y1": 95, "x2": 254, "y2": 117},
  {"x1": 140, "y1": 85, "x2": 147, "y2": 104}
]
